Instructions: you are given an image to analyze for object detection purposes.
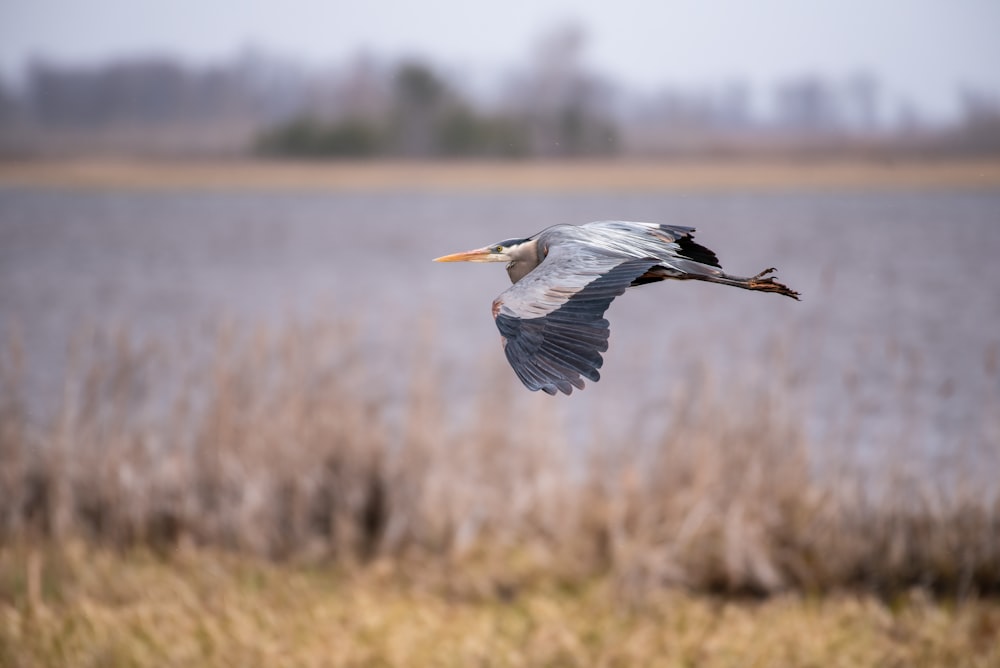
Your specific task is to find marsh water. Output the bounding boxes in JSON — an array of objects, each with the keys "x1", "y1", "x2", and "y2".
[{"x1": 2, "y1": 186, "x2": 999, "y2": 464}]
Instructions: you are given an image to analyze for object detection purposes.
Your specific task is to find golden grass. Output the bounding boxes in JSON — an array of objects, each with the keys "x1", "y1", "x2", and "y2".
[
  {"x1": 2, "y1": 544, "x2": 998, "y2": 667},
  {"x1": 2, "y1": 157, "x2": 1000, "y2": 192}
]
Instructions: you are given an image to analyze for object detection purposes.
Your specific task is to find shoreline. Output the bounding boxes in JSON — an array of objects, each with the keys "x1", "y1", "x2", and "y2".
[{"x1": 2, "y1": 157, "x2": 1000, "y2": 192}]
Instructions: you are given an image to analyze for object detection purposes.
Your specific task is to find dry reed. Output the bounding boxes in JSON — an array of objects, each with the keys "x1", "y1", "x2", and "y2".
[{"x1": 1, "y1": 317, "x2": 997, "y2": 601}]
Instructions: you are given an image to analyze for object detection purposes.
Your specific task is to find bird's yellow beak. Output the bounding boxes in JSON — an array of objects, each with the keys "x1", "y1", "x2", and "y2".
[{"x1": 433, "y1": 247, "x2": 496, "y2": 262}]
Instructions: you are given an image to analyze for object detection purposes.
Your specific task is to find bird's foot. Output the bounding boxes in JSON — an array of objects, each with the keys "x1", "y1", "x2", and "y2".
[
  {"x1": 748, "y1": 267, "x2": 800, "y2": 300},
  {"x1": 751, "y1": 267, "x2": 777, "y2": 280}
]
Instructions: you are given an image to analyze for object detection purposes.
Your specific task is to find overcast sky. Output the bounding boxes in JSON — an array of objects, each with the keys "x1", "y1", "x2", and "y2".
[{"x1": 2, "y1": 0, "x2": 998, "y2": 120}]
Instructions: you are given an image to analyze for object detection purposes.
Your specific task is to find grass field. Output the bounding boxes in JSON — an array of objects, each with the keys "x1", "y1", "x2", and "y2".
[{"x1": 3, "y1": 544, "x2": 999, "y2": 667}]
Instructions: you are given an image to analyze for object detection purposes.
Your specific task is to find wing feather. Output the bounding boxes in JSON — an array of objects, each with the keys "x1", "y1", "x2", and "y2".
[{"x1": 494, "y1": 255, "x2": 659, "y2": 395}]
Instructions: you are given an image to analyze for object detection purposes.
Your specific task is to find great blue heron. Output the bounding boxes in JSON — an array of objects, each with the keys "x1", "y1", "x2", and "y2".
[{"x1": 435, "y1": 220, "x2": 799, "y2": 395}]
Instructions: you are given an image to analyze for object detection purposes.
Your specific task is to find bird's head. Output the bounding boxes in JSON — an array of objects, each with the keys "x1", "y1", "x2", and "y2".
[{"x1": 433, "y1": 238, "x2": 533, "y2": 263}]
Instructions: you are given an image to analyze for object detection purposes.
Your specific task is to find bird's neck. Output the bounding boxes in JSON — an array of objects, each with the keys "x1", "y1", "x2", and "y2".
[
  {"x1": 506, "y1": 260, "x2": 532, "y2": 284},
  {"x1": 505, "y1": 238, "x2": 545, "y2": 284}
]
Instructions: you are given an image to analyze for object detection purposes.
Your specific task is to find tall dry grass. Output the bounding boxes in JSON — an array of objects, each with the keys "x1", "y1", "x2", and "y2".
[{"x1": 1, "y1": 318, "x2": 997, "y2": 600}]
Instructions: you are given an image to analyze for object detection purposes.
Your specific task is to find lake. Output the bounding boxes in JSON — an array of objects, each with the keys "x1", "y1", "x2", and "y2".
[{"x1": 2, "y1": 185, "x2": 999, "y2": 467}]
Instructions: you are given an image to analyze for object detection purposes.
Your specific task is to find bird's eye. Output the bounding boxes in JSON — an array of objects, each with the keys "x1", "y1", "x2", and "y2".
[{"x1": 494, "y1": 245, "x2": 503, "y2": 253}]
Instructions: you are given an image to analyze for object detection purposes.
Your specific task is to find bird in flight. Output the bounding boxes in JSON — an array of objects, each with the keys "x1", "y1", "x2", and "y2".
[{"x1": 434, "y1": 221, "x2": 799, "y2": 395}]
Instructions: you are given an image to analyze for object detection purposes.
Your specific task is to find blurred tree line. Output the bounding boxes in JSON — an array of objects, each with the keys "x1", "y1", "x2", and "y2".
[
  {"x1": 257, "y1": 27, "x2": 618, "y2": 158},
  {"x1": 1, "y1": 24, "x2": 998, "y2": 158},
  {"x1": 255, "y1": 61, "x2": 616, "y2": 158}
]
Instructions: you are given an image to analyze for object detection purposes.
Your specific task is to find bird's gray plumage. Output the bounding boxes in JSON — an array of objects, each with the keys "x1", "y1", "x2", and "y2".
[
  {"x1": 495, "y1": 257, "x2": 658, "y2": 394},
  {"x1": 436, "y1": 220, "x2": 799, "y2": 395}
]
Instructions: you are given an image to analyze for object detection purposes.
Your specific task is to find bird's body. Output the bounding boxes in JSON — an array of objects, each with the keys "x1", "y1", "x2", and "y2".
[{"x1": 435, "y1": 221, "x2": 798, "y2": 395}]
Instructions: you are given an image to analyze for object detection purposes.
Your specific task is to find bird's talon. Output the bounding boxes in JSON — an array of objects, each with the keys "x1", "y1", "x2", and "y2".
[{"x1": 753, "y1": 267, "x2": 777, "y2": 280}]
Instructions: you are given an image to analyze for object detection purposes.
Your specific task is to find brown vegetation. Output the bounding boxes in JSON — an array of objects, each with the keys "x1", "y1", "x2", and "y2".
[
  {"x1": 3, "y1": 544, "x2": 999, "y2": 667},
  {"x1": 1, "y1": 319, "x2": 997, "y2": 601}
]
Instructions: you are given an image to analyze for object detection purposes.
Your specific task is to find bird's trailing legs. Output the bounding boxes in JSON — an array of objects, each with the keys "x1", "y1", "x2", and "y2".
[{"x1": 672, "y1": 265, "x2": 800, "y2": 300}]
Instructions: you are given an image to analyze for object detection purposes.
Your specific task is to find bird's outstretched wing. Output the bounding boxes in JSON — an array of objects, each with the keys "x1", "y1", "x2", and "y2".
[
  {"x1": 571, "y1": 221, "x2": 721, "y2": 269},
  {"x1": 492, "y1": 248, "x2": 659, "y2": 395}
]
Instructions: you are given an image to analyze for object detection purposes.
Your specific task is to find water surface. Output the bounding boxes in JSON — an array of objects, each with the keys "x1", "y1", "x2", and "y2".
[{"x1": 2, "y1": 187, "x2": 998, "y2": 462}]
